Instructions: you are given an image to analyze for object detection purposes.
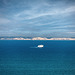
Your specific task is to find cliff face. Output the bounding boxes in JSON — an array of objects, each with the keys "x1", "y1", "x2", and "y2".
[{"x1": 0, "y1": 37, "x2": 75, "y2": 40}]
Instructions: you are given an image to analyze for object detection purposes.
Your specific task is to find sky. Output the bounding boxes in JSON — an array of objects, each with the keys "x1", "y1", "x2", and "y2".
[{"x1": 0, "y1": 0, "x2": 75, "y2": 37}]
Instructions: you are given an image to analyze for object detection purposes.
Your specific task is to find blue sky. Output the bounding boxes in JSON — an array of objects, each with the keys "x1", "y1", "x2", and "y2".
[{"x1": 0, "y1": 0, "x2": 75, "y2": 37}]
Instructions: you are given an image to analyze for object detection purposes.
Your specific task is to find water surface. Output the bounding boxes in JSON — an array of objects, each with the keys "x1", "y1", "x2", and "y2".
[{"x1": 0, "y1": 40, "x2": 75, "y2": 75}]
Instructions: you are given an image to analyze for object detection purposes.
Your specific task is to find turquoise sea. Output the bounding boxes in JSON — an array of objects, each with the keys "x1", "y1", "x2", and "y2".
[{"x1": 0, "y1": 40, "x2": 75, "y2": 75}]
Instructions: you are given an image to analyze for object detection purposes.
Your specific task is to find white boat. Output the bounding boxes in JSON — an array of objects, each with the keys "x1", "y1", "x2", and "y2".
[{"x1": 37, "y1": 45, "x2": 44, "y2": 48}]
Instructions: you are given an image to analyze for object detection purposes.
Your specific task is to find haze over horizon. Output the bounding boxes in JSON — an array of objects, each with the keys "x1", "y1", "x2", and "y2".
[{"x1": 0, "y1": 0, "x2": 75, "y2": 37}]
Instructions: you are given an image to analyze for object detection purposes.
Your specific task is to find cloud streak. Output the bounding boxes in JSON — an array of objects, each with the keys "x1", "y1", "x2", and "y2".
[{"x1": 14, "y1": 5, "x2": 75, "y2": 20}]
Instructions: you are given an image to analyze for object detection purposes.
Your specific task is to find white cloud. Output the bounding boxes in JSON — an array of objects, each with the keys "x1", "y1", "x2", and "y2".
[
  {"x1": 0, "y1": 18, "x2": 10, "y2": 24},
  {"x1": 68, "y1": 32, "x2": 75, "y2": 33}
]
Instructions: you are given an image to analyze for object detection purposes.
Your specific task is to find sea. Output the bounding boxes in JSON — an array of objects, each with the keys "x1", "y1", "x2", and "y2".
[{"x1": 0, "y1": 40, "x2": 75, "y2": 75}]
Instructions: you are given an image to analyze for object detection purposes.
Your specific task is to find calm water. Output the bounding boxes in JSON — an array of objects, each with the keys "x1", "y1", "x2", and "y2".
[{"x1": 0, "y1": 40, "x2": 75, "y2": 75}]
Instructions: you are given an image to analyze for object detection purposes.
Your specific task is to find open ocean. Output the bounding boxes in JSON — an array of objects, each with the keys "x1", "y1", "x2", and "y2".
[{"x1": 0, "y1": 40, "x2": 75, "y2": 75}]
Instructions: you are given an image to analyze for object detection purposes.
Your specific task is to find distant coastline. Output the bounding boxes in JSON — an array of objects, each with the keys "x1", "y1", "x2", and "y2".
[{"x1": 0, "y1": 37, "x2": 75, "y2": 40}]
